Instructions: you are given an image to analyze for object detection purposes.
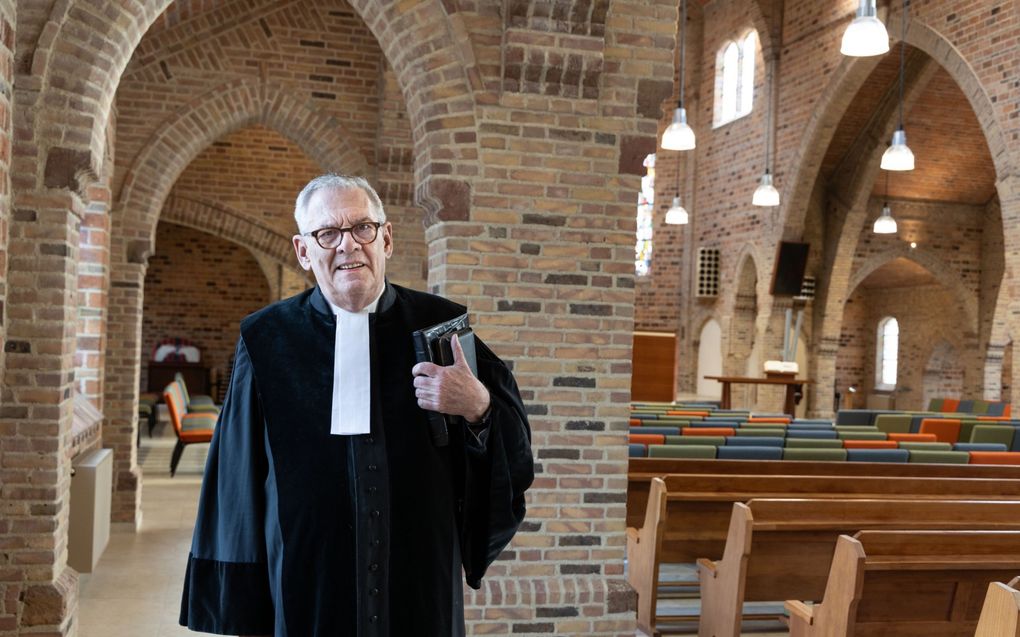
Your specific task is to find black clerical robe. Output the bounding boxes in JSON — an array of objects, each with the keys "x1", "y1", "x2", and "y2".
[{"x1": 180, "y1": 283, "x2": 533, "y2": 636}]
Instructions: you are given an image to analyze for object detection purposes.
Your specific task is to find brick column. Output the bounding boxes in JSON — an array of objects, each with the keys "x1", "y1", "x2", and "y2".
[
  {"x1": 102, "y1": 235, "x2": 147, "y2": 527},
  {"x1": 808, "y1": 335, "x2": 839, "y2": 417},
  {"x1": 0, "y1": 190, "x2": 82, "y2": 636}
]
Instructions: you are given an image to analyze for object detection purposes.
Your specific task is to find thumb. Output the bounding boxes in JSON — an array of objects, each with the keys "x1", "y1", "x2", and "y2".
[{"x1": 450, "y1": 333, "x2": 467, "y2": 367}]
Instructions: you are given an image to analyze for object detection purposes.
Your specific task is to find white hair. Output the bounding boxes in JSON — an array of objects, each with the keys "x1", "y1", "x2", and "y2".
[{"x1": 294, "y1": 174, "x2": 387, "y2": 232}]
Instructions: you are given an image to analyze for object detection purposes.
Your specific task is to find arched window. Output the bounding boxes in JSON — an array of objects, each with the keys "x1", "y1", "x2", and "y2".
[
  {"x1": 713, "y1": 30, "x2": 757, "y2": 127},
  {"x1": 635, "y1": 153, "x2": 655, "y2": 276},
  {"x1": 876, "y1": 317, "x2": 899, "y2": 389}
]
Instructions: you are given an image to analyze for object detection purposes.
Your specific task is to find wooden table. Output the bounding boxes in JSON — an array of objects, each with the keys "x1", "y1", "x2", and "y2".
[{"x1": 703, "y1": 375, "x2": 813, "y2": 417}]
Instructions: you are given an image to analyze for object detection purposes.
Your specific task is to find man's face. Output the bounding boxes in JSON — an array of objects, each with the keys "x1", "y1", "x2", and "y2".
[{"x1": 292, "y1": 187, "x2": 393, "y2": 312}]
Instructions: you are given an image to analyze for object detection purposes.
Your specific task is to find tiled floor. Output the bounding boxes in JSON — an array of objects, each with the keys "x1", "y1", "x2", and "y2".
[{"x1": 78, "y1": 476, "x2": 202, "y2": 637}]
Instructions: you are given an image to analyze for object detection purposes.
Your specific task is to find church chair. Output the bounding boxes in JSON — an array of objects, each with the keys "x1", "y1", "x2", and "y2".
[
  {"x1": 955, "y1": 443, "x2": 1009, "y2": 452},
  {"x1": 163, "y1": 381, "x2": 216, "y2": 477},
  {"x1": 786, "y1": 429, "x2": 839, "y2": 439},
  {"x1": 630, "y1": 433, "x2": 665, "y2": 446},
  {"x1": 716, "y1": 446, "x2": 782, "y2": 460},
  {"x1": 784, "y1": 438, "x2": 843, "y2": 449},
  {"x1": 842, "y1": 439, "x2": 897, "y2": 449},
  {"x1": 974, "y1": 578, "x2": 1020, "y2": 637},
  {"x1": 897, "y1": 441, "x2": 952, "y2": 451},
  {"x1": 969, "y1": 452, "x2": 1020, "y2": 466},
  {"x1": 782, "y1": 448, "x2": 847, "y2": 461},
  {"x1": 628, "y1": 443, "x2": 646, "y2": 458},
  {"x1": 686, "y1": 419, "x2": 739, "y2": 428},
  {"x1": 648, "y1": 444, "x2": 716, "y2": 459},
  {"x1": 888, "y1": 432, "x2": 937, "y2": 443},
  {"x1": 682, "y1": 426, "x2": 735, "y2": 437},
  {"x1": 873, "y1": 413, "x2": 912, "y2": 435},
  {"x1": 665, "y1": 435, "x2": 725, "y2": 447},
  {"x1": 629, "y1": 426, "x2": 681, "y2": 436},
  {"x1": 941, "y1": 398, "x2": 961, "y2": 413},
  {"x1": 732, "y1": 427, "x2": 786, "y2": 438},
  {"x1": 725, "y1": 436, "x2": 784, "y2": 448},
  {"x1": 919, "y1": 418, "x2": 962, "y2": 444},
  {"x1": 908, "y1": 449, "x2": 969, "y2": 464},
  {"x1": 836, "y1": 431, "x2": 887, "y2": 441},
  {"x1": 972, "y1": 424, "x2": 1017, "y2": 448},
  {"x1": 174, "y1": 372, "x2": 219, "y2": 414},
  {"x1": 928, "y1": 397, "x2": 946, "y2": 411},
  {"x1": 845, "y1": 448, "x2": 907, "y2": 463}
]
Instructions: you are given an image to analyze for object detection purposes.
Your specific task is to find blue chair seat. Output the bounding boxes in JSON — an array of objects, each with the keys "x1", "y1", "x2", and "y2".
[
  {"x1": 954, "y1": 442, "x2": 1009, "y2": 452},
  {"x1": 628, "y1": 443, "x2": 647, "y2": 457},
  {"x1": 846, "y1": 448, "x2": 909, "y2": 463}
]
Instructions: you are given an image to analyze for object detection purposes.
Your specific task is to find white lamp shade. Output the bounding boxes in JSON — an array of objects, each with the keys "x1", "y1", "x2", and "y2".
[
  {"x1": 840, "y1": 1, "x2": 889, "y2": 57},
  {"x1": 665, "y1": 197, "x2": 689, "y2": 225},
  {"x1": 752, "y1": 172, "x2": 780, "y2": 207},
  {"x1": 873, "y1": 205, "x2": 897, "y2": 234},
  {"x1": 880, "y1": 129, "x2": 915, "y2": 171},
  {"x1": 662, "y1": 107, "x2": 696, "y2": 151}
]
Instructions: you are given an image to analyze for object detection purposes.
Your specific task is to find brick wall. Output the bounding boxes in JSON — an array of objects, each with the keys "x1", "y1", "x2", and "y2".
[{"x1": 141, "y1": 223, "x2": 271, "y2": 392}]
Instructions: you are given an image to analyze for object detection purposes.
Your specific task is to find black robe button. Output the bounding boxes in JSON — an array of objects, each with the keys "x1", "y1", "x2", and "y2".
[
  {"x1": 370, "y1": 563, "x2": 379, "y2": 571},
  {"x1": 370, "y1": 615, "x2": 378, "y2": 623},
  {"x1": 368, "y1": 464, "x2": 377, "y2": 471},
  {"x1": 368, "y1": 486, "x2": 377, "y2": 494},
  {"x1": 372, "y1": 539, "x2": 381, "y2": 547},
  {"x1": 371, "y1": 509, "x2": 380, "y2": 517},
  {"x1": 370, "y1": 587, "x2": 379, "y2": 596},
  {"x1": 366, "y1": 437, "x2": 374, "y2": 443}
]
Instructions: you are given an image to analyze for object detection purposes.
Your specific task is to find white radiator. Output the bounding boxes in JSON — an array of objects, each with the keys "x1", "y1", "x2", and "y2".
[{"x1": 69, "y1": 448, "x2": 112, "y2": 573}]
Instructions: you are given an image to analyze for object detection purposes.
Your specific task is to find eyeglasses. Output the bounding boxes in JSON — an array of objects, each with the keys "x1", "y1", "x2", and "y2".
[{"x1": 304, "y1": 222, "x2": 382, "y2": 249}]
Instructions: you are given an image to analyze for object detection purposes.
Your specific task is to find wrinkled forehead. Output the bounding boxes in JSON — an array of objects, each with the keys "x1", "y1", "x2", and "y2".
[{"x1": 306, "y1": 187, "x2": 379, "y2": 227}]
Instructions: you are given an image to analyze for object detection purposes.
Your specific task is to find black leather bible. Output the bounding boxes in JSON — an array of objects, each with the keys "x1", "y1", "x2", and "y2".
[{"x1": 412, "y1": 313, "x2": 477, "y2": 446}]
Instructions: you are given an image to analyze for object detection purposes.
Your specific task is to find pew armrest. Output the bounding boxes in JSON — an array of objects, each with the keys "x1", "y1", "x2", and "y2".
[
  {"x1": 785, "y1": 600, "x2": 814, "y2": 624},
  {"x1": 626, "y1": 527, "x2": 639, "y2": 543},
  {"x1": 696, "y1": 557, "x2": 717, "y2": 578}
]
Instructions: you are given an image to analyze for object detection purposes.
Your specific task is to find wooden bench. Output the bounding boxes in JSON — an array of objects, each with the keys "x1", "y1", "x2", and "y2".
[
  {"x1": 976, "y1": 577, "x2": 1020, "y2": 637},
  {"x1": 628, "y1": 473, "x2": 1020, "y2": 561},
  {"x1": 697, "y1": 499, "x2": 1020, "y2": 637},
  {"x1": 630, "y1": 457, "x2": 1020, "y2": 481},
  {"x1": 626, "y1": 475, "x2": 1020, "y2": 636},
  {"x1": 786, "y1": 531, "x2": 1020, "y2": 637}
]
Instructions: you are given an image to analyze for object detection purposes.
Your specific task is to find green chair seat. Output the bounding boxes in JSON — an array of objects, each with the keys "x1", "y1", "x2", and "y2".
[
  {"x1": 908, "y1": 450, "x2": 970, "y2": 464},
  {"x1": 734, "y1": 428, "x2": 786, "y2": 437},
  {"x1": 873, "y1": 414, "x2": 912, "y2": 435},
  {"x1": 836, "y1": 431, "x2": 887, "y2": 441},
  {"x1": 897, "y1": 441, "x2": 952, "y2": 451},
  {"x1": 784, "y1": 438, "x2": 843, "y2": 449},
  {"x1": 648, "y1": 444, "x2": 717, "y2": 459},
  {"x1": 970, "y1": 424, "x2": 1016, "y2": 447}
]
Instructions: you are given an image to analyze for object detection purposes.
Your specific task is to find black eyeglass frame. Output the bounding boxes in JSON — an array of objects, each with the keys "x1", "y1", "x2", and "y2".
[{"x1": 304, "y1": 222, "x2": 383, "y2": 249}]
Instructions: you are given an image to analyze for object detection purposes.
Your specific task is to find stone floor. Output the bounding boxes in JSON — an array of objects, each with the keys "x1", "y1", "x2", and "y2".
[{"x1": 77, "y1": 424, "x2": 788, "y2": 636}]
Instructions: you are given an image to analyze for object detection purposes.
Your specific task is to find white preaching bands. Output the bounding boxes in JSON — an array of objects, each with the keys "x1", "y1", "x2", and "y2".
[{"x1": 327, "y1": 287, "x2": 384, "y2": 436}]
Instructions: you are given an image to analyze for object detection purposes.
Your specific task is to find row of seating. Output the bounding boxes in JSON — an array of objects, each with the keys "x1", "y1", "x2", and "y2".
[
  {"x1": 629, "y1": 441, "x2": 1020, "y2": 464},
  {"x1": 928, "y1": 396, "x2": 1011, "y2": 416},
  {"x1": 627, "y1": 469, "x2": 1020, "y2": 636}
]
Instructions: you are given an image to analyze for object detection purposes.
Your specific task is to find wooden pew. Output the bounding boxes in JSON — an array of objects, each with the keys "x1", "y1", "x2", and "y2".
[
  {"x1": 628, "y1": 473, "x2": 1020, "y2": 562},
  {"x1": 697, "y1": 499, "x2": 1020, "y2": 637},
  {"x1": 976, "y1": 577, "x2": 1020, "y2": 637},
  {"x1": 786, "y1": 531, "x2": 1020, "y2": 637},
  {"x1": 626, "y1": 476, "x2": 1020, "y2": 636},
  {"x1": 626, "y1": 477, "x2": 666, "y2": 636}
]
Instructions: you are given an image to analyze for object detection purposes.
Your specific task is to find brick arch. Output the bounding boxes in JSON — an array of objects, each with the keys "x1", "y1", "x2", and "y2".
[
  {"x1": 36, "y1": 0, "x2": 478, "y2": 218},
  {"x1": 31, "y1": 0, "x2": 172, "y2": 189},
  {"x1": 117, "y1": 78, "x2": 370, "y2": 246},
  {"x1": 160, "y1": 195, "x2": 296, "y2": 265},
  {"x1": 780, "y1": 17, "x2": 1014, "y2": 240},
  {"x1": 846, "y1": 246, "x2": 979, "y2": 333}
]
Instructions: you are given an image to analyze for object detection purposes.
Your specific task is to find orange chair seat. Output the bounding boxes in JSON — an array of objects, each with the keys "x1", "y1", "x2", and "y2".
[
  {"x1": 629, "y1": 433, "x2": 665, "y2": 445},
  {"x1": 968, "y1": 452, "x2": 1020, "y2": 465},
  {"x1": 977, "y1": 416, "x2": 1012, "y2": 421},
  {"x1": 918, "y1": 418, "x2": 961, "y2": 445},
  {"x1": 682, "y1": 427, "x2": 736, "y2": 437},
  {"x1": 178, "y1": 430, "x2": 213, "y2": 443},
  {"x1": 629, "y1": 418, "x2": 642, "y2": 426},
  {"x1": 747, "y1": 417, "x2": 790, "y2": 424},
  {"x1": 887, "y1": 433, "x2": 937, "y2": 442},
  {"x1": 843, "y1": 440, "x2": 898, "y2": 449},
  {"x1": 940, "y1": 399, "x2": 961, "y2": 413},
  {"x1": 667, "y1": 410, "x2": 710, "y2": 417}
]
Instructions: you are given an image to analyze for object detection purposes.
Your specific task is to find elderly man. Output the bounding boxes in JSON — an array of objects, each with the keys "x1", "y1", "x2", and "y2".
[{"x1": 180, "y1": 174, "x2": 533, "y2": 636}]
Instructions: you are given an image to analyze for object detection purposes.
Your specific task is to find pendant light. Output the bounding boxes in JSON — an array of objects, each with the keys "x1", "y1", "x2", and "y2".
[
  {"x1": 752, "y1": 48, "x2": 780, "y2": 207},
  {"x1": 880, "y1": 0, "x2": 915, "y2": 171},
  {"x1": 841, "y1": 0, "x2": 890, "y2": 57},
  {"x1": 662, "y1": 0, "x2": 695, "y2": 151},
  {"x1": 665, "y1": 142, "x2": 689, "y2": 225},
  {"x1": 873, "y1": 171, "x2": 898, "y2": 234}
]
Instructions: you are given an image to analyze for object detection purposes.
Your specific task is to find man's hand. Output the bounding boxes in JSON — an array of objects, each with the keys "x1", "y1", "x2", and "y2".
[{"x1": 411, "y1": 334, "x2": 490, "y2": 422}]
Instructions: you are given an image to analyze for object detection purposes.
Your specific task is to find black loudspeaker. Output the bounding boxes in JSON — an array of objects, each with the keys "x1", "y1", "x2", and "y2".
[{"x1": 771, "y1": 241, "x2": 810, "y2": 296}]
